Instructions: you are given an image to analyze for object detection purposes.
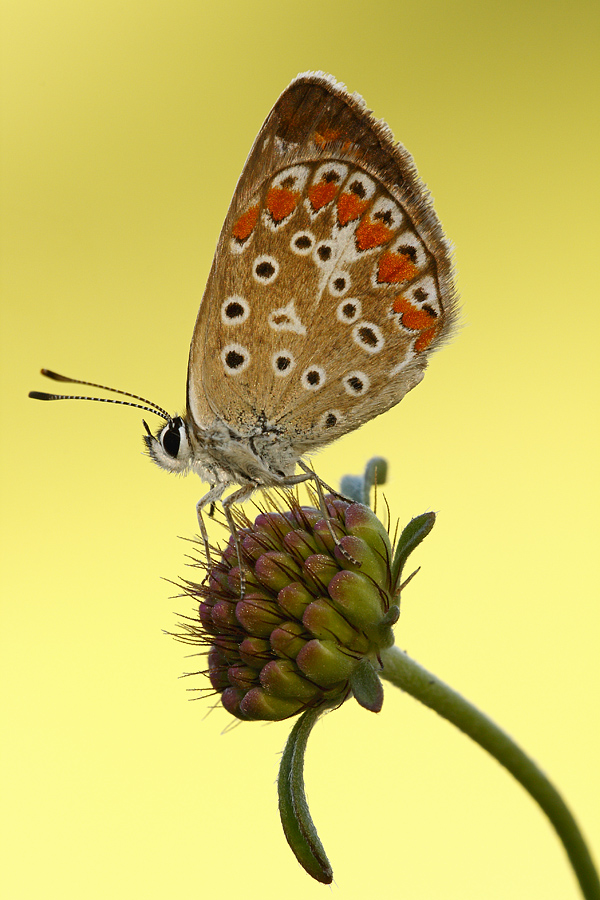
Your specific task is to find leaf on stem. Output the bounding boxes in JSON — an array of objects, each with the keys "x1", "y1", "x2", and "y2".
[
  {"x1": 391, "y1": 512, "x2": 436, "y2": 594},
  {"x1": 278, "y1": 708, "x2": 333, "y2": 884}
]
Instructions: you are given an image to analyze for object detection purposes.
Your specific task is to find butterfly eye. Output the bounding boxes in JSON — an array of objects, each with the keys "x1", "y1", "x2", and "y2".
[
  {"x1": 161, "y1": 418, "x2": 184, "y2": 458},
  {"x1": 144, "y1": 416, "x2": 190, "y2": 474}
]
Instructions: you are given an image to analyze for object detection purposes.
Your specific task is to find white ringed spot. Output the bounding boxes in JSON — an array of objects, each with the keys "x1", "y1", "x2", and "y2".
[
  {"x1": 272, "y1": 165, "x2": 310, "y2": 191},
  {"x1": 221, "y1": 343, "x2": 251, "y2": 376},
  {"x1": 268, "y1": 300, "x2": 306, "y2": 335},
  {"x1": 406, "y1": 275, "x2": 441, "y2": 316},
  {"x1": 301, "y1": 366, "x2": 326, "y2": 391},
  {"x1": 391, "y1": 231, "x2": 427, "y2": 269},
  {"x1": 343, "y1": 371, "x2": 370, "y2": 397},
  {"x1": 290, "y1": 231, "x2": 315, "y2": 255},
  {"x1": 319, "y1": 409, "x2": 343, "y2": 429},
  {"x1": 220, "y1": 295, "x2": 250, "y2": 326},
  {"x1": 271, "y1": 350, "x2": 296, "y2": 377},
  {"x1": 369, "y1": 195, "x2": 404, "y2": 232},
  {"x1": 352, "y1": 321, "x2": 384, "y2": 354},
  {"x1": 313, "y1": 241, "x2": 334, "y2": 267},
  {"x1": 312, "y1": 161, "x2": 348, "y2": 185},
  {"x1": 253, "y1": 255, "x2": 279, "y2": 284},
  {"x1": 329, "y1": 272, "x2": 350, "y2": 296},
  {"x1": 340, "y1": 170, "x2": 376, "y2": 201},
  {"x1": 336, "y1": 298, "x2": 361, "y2": 324}
]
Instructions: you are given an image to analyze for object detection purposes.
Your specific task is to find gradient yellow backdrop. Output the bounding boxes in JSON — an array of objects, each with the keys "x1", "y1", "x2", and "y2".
[{"x1": 2, "y1": 2, "x2": 598, "y2": 898}]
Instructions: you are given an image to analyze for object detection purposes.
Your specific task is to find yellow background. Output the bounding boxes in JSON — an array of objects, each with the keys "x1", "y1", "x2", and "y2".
[{"x1": 2, "y1": 2, "x2": 598, "y2": 897}]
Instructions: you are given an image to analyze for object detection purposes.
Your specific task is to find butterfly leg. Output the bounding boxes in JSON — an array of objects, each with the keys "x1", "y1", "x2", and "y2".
[
  {"x1": 196, "y1": 484, "x2": 227, "y2": 569},
  {"x1": 297, "y1": 461, "x2": 349, "y2": 501}
]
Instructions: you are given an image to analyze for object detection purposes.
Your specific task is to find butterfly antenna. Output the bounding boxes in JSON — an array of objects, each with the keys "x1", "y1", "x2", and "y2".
[{"x1": 28, "y1": 369, "x2": 172, "y2": 422}]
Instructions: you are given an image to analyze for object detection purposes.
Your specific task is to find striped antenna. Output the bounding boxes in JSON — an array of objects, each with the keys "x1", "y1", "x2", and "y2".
[{"x1": 28, "y1": 369, "x2": 172, "y2": 422}]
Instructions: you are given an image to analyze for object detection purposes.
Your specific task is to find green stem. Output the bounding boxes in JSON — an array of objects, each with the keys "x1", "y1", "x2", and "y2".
[{"x1": 380, "y1": 646, "x2": 600, "y2": 900}]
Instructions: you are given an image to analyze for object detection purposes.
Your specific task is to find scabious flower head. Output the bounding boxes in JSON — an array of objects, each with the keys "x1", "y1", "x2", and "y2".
[{"x1": 177, "y1": 494, "x2": 400, "y2": 721}]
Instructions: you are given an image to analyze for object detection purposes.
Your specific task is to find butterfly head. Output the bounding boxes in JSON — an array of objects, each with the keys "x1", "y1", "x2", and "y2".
[{"x1": 143, "y1": 416, "x2": 193, "y2": 474}]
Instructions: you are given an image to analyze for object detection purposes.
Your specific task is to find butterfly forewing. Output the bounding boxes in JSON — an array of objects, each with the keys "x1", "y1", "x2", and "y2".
[{"x1": 188, "y1": 72, "x2": 457, "y2": 450}]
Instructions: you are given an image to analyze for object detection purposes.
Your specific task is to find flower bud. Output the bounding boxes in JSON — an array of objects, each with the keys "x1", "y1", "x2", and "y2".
[
  {"x1": 277, "y1": 582, "x2": 313, "y2": 619},
  {"x1": 260, "y1": 659, "x2": 322, "y2": 701},
  {"x1": 295, "y1": 639, "x2": 358, "y2": 687},
  {"x1": 327, "y1": 570, "x2": 387, "y2": 632},
  {"x1": 235, "y1": 593, "x2": 286, "y2": 638},
  {"x1": 255, "y1": 551, "x2": 303, "y2": 592},
  {"x1": 302, "y1": 554, "x2": 339, "y2": 591},
  {"x1": 282, "y1": 528, "x2": 322, "y2": 560},
  {"x1": 238, "y1": 636, "x2": 271, "y2": 667},
  {"x1": 175, "y1": 493, "x2": 406, "y2": 721},
  {"x1": 334, "y1": 534, "x2": 390, "y2": 585},
  {"x1": 344, "y1": 503, "x2": 392, "y2": 558},
  {"x1": 270, "y1": 621, "x2": 307, "y2": 659},
  {"x1": 239, "y1": 688, "x2": 305, "y2": 721},
  {"x1": 228, "y1": 665, "x2": 259, "y2": 691},
  {"x1": 302, "y1": 598, "x2": 369, "y2": 654}
]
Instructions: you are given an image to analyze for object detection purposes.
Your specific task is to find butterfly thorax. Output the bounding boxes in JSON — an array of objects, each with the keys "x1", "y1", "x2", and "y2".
[{"x1": 185, "y1": 413, "x2": 299, "y2": 489}]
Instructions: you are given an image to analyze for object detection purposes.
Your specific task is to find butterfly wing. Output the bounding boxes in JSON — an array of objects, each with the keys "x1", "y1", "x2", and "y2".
[{"x1": 187, "y1": 72, "x2": 458, "y2": 450}]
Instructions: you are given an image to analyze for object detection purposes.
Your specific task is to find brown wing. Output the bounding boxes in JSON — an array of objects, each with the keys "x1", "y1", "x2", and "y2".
[{"x1": 187, "y1": 72, "x2": 458, "y2": 448}]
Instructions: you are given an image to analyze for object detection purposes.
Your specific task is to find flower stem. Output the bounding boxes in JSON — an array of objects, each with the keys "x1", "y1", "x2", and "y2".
[{"x1": 380, "y1": 646, "x2": 600, "y2": 900}]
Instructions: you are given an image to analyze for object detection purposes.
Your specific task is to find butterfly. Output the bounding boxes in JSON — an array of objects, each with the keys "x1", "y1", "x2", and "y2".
[{"x1": 30, "y1": 71, "x2": 458, "y2": 532}]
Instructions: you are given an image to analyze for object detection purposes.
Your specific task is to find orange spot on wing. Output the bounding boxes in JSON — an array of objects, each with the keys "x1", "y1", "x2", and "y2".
[
  {"x1": 266, "y1": 187, "x2": 300, "y2": 222},
  {"x1": 355, "y1": 216, "x2": 394, "y2": 251},
  {"x1": 414, "y1": 325, "x2": 439, "y2": 352},
  {"x1": 377, "y1": 251, "x2": 418, "y2": 284},
  {"x1": 314, "y1": 128, "x2": 340, "y2": 147},
  {"x1": 337, "y1": 192, "x2": 369, "y2": 226},
  {"x1": 392, "y1": 295, "x2": 437, "y2": 331},
  {"x1": 314, "y1": 129, "x2": 351, "y2": 152},
  {"x1": 308, "y1": 180, "x2": 338, "y2": 211},
  {"x1": 232, "y1": 205, "x2": 259, "y2": 242}
]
